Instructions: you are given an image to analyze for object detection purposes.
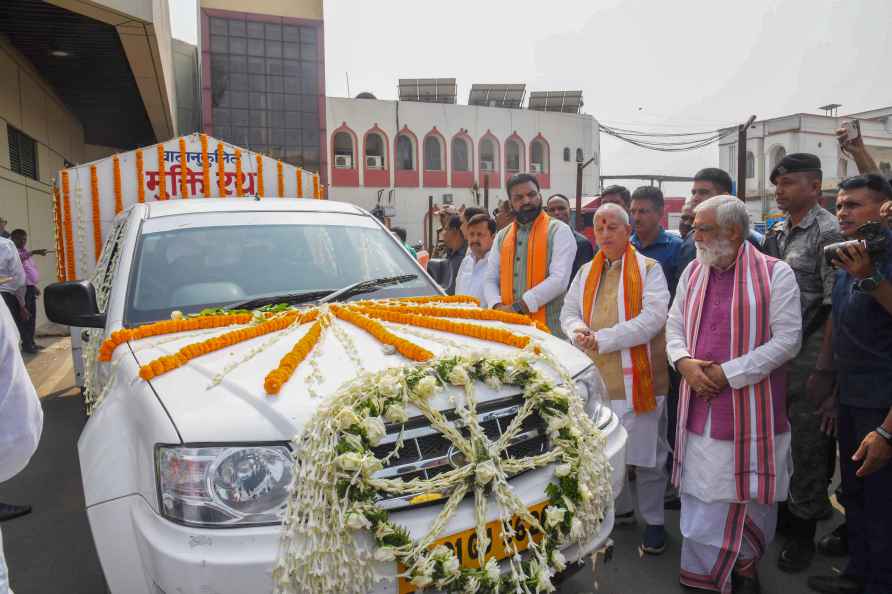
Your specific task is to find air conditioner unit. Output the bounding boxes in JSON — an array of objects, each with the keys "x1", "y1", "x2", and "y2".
[
  {"x1": 334, "y1": 155, "x2": 352, "y2": 169},
  {"x1": 441, "y1": 193, "x2": 454, "y2": 204},
  {"x1": 366, "y1": 155, "x2": 383, "y2": 169},
  {"x1": 530, "y1": 163, "x2": 544, "y2": 173},
  {"x1": 480, "y1": 160, "x2": 494, "y2": 172}
]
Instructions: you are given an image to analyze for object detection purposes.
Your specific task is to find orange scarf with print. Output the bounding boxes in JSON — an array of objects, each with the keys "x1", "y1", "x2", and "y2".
[
  {"x1": 499, "y1": 210, "x2": 550, "y2": 325},
  {"x1": 582, "y1": 243, "x2": 656, "y2": 414}
]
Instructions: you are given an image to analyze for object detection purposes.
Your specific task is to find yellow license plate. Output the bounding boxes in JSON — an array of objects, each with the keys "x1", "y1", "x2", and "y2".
[{"x1": 397, "y1": 500, "x2": 549, "y2": 594}]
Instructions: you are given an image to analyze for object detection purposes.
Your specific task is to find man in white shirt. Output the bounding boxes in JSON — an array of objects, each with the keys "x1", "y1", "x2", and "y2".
[
  {"x1": 0, "y1": 237, "x2": 28, "y2": 338},
  {"x1": 560, "y1": 203, "x2": 671, "y2": 556},
  {"x1": 455, "y1": 214, "x2": 495, "y2": 303},
  {"x1": 484, "y1": 174, "x2": 576, "y2": 336},
  {"x1": 667, "y1": 196, "x2": 801, "y2": 594},
  {"x1": 0, "y1": 301, "x2": 44, "y2": 593}
]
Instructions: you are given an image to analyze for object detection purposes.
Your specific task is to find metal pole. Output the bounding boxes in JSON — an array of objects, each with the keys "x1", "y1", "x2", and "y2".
[
  {"x1": 427, "y1": 195, "x2": 434, "y2": 253},
  {"x1": 737, "y1": 115, "x2": 757, "y2": 201},
  {"x1": 483, "y1": 176, "x2": 489, "y2": 209},
  {"x1": 575, "y1": 162, "x2": 583, "y2": 232}
]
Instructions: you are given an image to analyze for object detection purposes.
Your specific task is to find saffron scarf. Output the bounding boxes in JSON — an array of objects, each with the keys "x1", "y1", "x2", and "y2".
[
  {"x1": 499, "y1": 210, "x2": 550, "y2": 325},
  {"x1": 581, "y1": 243, "x2": 656, "y2": 415},
  {"x1": 672, "y1": 241, "x2": 778, "y2": 504}
]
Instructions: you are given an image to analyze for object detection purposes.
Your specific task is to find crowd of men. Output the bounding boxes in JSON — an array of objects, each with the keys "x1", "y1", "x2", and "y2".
[{"x1": 422, "y1": 131, "x2": 892, "y2": 594}]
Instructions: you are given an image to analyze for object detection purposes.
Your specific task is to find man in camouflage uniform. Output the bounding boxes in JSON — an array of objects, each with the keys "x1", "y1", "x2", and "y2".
[{"x1": 764, "y1": 153, "x2": 843, "y2": 573}]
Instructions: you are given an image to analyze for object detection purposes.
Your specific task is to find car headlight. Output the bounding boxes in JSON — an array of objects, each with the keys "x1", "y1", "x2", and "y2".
[
  {"x1": 156, "y1": 444, "x2": 293, "y2": 527},
  {"x1": 573, "y1": 364, "x2": 608, "y2": 421}
]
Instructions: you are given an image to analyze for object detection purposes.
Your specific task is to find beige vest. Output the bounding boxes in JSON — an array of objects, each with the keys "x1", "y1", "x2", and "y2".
[{"x1": 588, "y1": 260, "x2": 669, "y2": 401}]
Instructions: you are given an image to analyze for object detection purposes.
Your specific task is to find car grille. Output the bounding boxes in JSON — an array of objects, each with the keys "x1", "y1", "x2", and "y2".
[{"x1": 370, "y1": 395, "x2": 549, "y2": 511}]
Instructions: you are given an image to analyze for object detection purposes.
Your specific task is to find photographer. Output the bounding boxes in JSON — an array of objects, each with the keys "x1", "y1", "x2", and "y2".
[{"x1": 808, "y1": 174, "x2": 892, "y2": 594}]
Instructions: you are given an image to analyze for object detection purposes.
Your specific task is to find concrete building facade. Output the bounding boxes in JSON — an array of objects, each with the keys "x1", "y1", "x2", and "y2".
[{"x1": 325, "y1": 96, "x2": 600, "y2": 243}]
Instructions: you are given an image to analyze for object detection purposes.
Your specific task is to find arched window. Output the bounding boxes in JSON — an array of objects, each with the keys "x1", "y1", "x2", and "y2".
[
  {"x1": 746, "y1": 151, "x2": 755, "y2": 179},
  {"x1": 396, "y1": 134, "x2": 415, "y2": 170},
  {"x1": 330, "y1": 124, "x2": 358, "y2": 187},
  {"x1": 480, "y1": 138, "x2": 497, "y2": 171},
  {"x1": 424, "y1": 135, "x2": 443, "y2": 171},
  {"x1": 563, "y1": 147, "x2": 571, "y2": 162},
  {"x1": 770, "y1": 146, "x2": 786, "y2": 171},
  {"x1": 452, "y1": 137, "x2": 470, "y2": 171},
  {"x1": 505, "y1": 138, "x2": 522, "y2": 173},
  {"x1": 365, "y1": 133, "x2": 385, "y2": 165},
  {"x1": 530, "y1": 138, "x2": 549, "y2": 173},
  {"x1": 575, "y1": 148, "x2": 584, "y2": 163},
  {"x1": 334, "y1": 132, "x2": 353, "y2": 160},
  {"x1": 363, "y1": 125, "x2": 390, "y2": 187}
]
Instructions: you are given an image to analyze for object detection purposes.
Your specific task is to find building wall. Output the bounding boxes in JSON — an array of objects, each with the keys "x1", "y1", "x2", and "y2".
[
  {"x1": 325, "y1": 97, "x2": 599, "y2": 244},
  {"x1": 200, "y1": 0, "x2": 323, "y2": 20},
  {"x1": 0, "y1": 36, "x2": 88, "y2": 326},
  {"x1": 173, "y1": 39, "x2": 201, "y2": 135}
]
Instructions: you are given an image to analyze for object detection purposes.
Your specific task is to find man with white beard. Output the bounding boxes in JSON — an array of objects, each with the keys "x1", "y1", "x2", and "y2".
[{"x1": 666, "y1": 196, "x2": 801, "y2": 594}]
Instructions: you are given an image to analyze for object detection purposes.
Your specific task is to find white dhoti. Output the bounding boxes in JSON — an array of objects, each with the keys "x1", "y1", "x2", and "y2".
[
  {"x1": 612, "y1": 395, "x2": 669, "y2": 526},
  {"x1": 678, "y1": 417, "x2": 792, "y2": 593}
]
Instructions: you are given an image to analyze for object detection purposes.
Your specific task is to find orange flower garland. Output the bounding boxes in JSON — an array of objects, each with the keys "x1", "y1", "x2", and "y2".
[
  {"x1": 217, "y1": 143, "x2": 227, "y2": 197},
  {"x1": 394, "y1": 295, "x2": 479, "y2": 305},
  {"x1": 112, "y1": 155, "x2": 123, "y2": 213},
  {"x1": 235, "y1": 149, "x2": 244, "y2": 197},
  {"x1": 256, "y1": 154, "x2": 265, "y2": 196},
  {"x1": 98, "y1": 313, "x2": 254, "y2": 362},
  {"x1": 179, "y1": 137, "x2": 189, "y2": 198},
  {"x1": 52, "y1": 184, "x2": 66, "y2": 281},
  {"x1": 371, "y1": 304, "x2": 536, "y2": 326},
  {"x1": 138, "y1": 311, "x2": 301, "y2": 381},
  {"x1": 296, "y1": 168, "x2": 304, "y2": 197},
  {"x1": 356, "y1": 306, "x2": 533, "y2": 351},
  {"x1": 200, "y1": 134, "x2": 211, "y2": 197},
  {"x1": 61, "y1": 170, "x2": 76, "y2": 280},
  {"x1": 331, "y1": 305, "x2": 432, "y2": 362},
  {"x1": 312, "y1": 173, "x2": 320, "y2": 199},
  {"x1": 90, "y1": 164, "x2": 103, "y2": 263},
  {"x1": 136, "y1": 148, "x2": 146, "y2": 203},
  {"x1": 157, "y1": 143, "x2": 168, "y2": 200},
  {"x1": 277, "y1": 160, "x2": 284, "y2": 197},
  {"x1": 264, "y1": 313, "x2": 324, "y2": 395}
]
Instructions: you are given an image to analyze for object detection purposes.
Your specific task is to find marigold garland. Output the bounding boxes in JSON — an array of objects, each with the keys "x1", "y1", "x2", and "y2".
[
  {"x1": 90, "y1": 164, "x2": 102, "y2": 263},
  {"x1": 52, "y1": 184, "x2": 66, "y2": 281},
  {"x1": 200, "y1": 134, "x2": 211, "y2": 197},
  {"x1": 112, "y1": 155, "x2": 123, "y2": 213},
  {"x1": 61, "y1": 170, "x2": 76, "y2": 279},
  {"x1": 256, "y1": 154, "x2": 265, "y2": 197},
  {"x1": 138, "y1": 311, "x2": 301, "y2": 381},
  {"x1": 98, "y1": 313, "x2": 254, "y2": 362},
  {"x1": 264, "y1": 312, "x2": 324, "y2": 395},
  {"x1": 136, "y1": 148, "x2": 145, "y2": 203},
  {"x1": 157, "y1": 143, "x2": 168, "y2": 200},
  {"x1": 217, "y1": 143, "x2": 227, "y2": 197},
  {"x1": 373, "y1": 303, "x2": 538, "y2": 327},
  {"x1": 277, "y1": 160, "x2": 284, "y2": 197},
  {"x1": 313, "y1": 173, "x2": 320, "y2": 199},
  {"x1": 296, "y1": 168, "x2": 303, "y2": 197},
  {"x1": 357, "y1": 306, "x2": 533, "y2": 352},
  {"x1": 395, "y1": 295, "x2": 479, "y2": 305},
  {"x1": 235, "y1": 149, "x2": 244, "y2": 197},
  {"x1": 179, "y1": 137, "x2": 189, "y2": 198},
  {"x1": 331, "y1": 305, "x2": 432, "y2": 362}
]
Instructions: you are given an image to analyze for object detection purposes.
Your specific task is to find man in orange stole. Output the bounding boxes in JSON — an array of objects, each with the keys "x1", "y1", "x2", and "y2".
[
  {"x1": 483, "y1": 174, "x2": 576, "y2": 336},
  {"x1": 560, "y1": 203, "x2": 672, "y2": 556}
]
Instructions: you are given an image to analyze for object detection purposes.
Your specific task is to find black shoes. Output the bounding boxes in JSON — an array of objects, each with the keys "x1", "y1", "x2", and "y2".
[
  {"x1": 731, "y1": 572, "x2": 762, "y2": 594},
  {"x1": 777, "y1": 515, "x2": 817, "y2": 572},
  {"x1": 0, "y1": 502, "x2": 32, "y2": 522},
  {"x1": 806, "y1": 575, "x2": 864, "y2": 594},
  {"x1": 816, "y1": 523, "x2": 848, "y2": 557}
]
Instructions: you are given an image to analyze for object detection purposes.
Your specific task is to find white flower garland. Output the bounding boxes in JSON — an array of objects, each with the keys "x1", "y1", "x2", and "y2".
[{"x1": 273, "y1": 352, "x2": 612, "y2": 594}]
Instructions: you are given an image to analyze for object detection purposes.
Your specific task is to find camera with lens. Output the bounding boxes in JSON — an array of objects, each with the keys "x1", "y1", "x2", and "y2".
[{"x1": 823, "y1": 221, "x2": 888, "y2": 267}]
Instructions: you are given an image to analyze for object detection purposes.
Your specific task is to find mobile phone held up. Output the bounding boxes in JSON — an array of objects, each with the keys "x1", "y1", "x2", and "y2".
[{"x1": 840, "y1": 120, "x2": 862, "y2": 145}]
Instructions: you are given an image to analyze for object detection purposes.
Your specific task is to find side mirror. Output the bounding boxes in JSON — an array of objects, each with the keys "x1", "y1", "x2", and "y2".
[{"x1": 44, "y1": 281, "x2": 106, "y2": 329}]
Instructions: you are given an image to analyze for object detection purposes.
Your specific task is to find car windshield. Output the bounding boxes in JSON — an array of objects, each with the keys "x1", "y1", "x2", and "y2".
[{"x1": 124, "y1": 211, "x2": 438, "y2": 324}]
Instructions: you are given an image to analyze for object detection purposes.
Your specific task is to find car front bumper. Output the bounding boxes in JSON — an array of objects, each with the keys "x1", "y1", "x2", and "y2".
[{"x1": 89, "y1": 410, "x2": 627, "y2": 594}]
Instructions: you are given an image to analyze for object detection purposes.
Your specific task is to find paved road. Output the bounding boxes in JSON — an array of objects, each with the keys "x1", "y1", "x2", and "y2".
[{"x1": 2, "y1": 341, "x2": 847, "y2": 593}]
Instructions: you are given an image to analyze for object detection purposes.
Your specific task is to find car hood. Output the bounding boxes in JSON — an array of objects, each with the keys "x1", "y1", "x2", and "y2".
[{"x1": 130, "y1": 319, "x2": 592, "y2": 443}]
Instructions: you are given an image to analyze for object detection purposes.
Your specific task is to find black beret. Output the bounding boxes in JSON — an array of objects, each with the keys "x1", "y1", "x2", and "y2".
[{"x1": 770, "y1": 153, "x2": 822, "y2": 184}]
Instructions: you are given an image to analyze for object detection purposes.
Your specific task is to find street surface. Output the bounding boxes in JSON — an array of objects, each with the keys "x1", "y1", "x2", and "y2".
[{"x1": 1, "y1": 336, "x2": 845, "y2": 594}]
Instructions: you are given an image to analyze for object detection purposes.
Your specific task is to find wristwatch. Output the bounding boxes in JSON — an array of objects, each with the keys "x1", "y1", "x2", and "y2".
[
  {"x1": 876, "y1": 425, "x2": 892, "y2": 446},
  {"x1": 855, "y1": 268, "x2": 885, "y2": 292}
]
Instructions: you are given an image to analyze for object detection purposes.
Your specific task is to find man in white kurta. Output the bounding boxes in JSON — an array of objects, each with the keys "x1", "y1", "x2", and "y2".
[
  {"x1": 0, "y1": 303, "x2": 44, "y2": 593},
  {"x1": 667, "y1": 196, "x2": 800, "y2": 594},
  {"x1": 455, "y1": 214, "x2": 495, "y2": 304},
  {"x1": 560, "y1": 203, "x2": 671, "y2": 555}
]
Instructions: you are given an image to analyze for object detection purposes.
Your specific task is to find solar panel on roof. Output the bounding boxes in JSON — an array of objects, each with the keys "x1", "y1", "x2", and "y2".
[
  {"x1": 468, "y1": 84, "x2": 526, "y2": 108},
  {"x1": 528, "y1": 90, "x2": 584, "y2": 113},
  {"x1": 398, "y1": 78, "x2": 457, "y2": 104}
]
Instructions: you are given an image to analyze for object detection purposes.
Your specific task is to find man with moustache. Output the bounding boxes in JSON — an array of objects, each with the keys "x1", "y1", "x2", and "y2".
[
  {"x1": 484, "y1": 173, "x2": 576, "y2": 336},
  {"x1": 455, "y1": 214, "x2": 495, "y2": 303},
  {"x1": 679, "y1": 197, "x2": 696, "y2": 239},
  {"x1": 546, "y1": 193, "x2": 594, "y2": 280},
  {"x1": 667, "y1": 196, "x2": 801, "y2": 594},
  {"x1": 761, "y1": 154, "x2": 843, "y2": 573}
]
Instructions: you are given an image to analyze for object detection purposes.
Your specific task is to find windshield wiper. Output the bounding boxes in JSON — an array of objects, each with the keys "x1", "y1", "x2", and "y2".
[
  {"x1": 226, "y1": 289, "x2": 334, "y2": 311},
  {"x1": 318, "y1": 274, "x2": 418, "y2": 304}
]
